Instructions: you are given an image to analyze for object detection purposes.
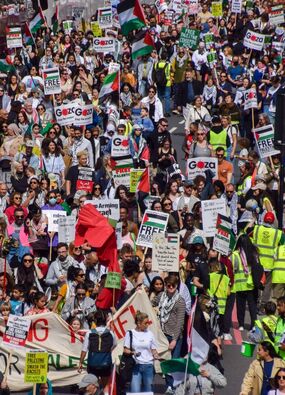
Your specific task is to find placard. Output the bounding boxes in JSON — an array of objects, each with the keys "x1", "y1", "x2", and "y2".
[
  {"x1": 253, "y1": 125, "x2": 280, "y2": 159},
  {"x1": 204, "y1": 33, "x2": 215, "y2": 49},
  {"x1": 152, "y1": 234, "x2": 179, "y2": 272},
  {"x1": 6, "y1": 26, "x2": 22, "y2": 48},
  {"x1": 3, "y1": 315, "x2": 31, "y2": 348},
  {"x1": 58, "y1": 216, "x2": 76, "y2": 244},
  {"x1": 63, "y1": 20, "x2": 73, "y2": 34},
  {"x1": 55, "y1": 102, "x2": 93, "y2": 126},
  {"x1": 179, "y1": 28, "x2": 200, "y2": 49},
  {"x1": 72, "y1": 6, "x2": 85, "y2": 20},
  {"x1": 112, "y1": 157, "x2": 133, "y2": 189},
  {"x1": 231, "y1": 0, "x2": 242, "y2": 13},
  {"x1": 189, "y1": 0, "x2": 199, "y2": 14},
  {"x1": 201, "y1": 199, "x2": 227, "y2": 237},
  {"x1": 84, "y1": 198, "x2": 120, "y2": 221},
  {"x1": 42, "y1": 210, "x2": 67, "y2": 232},
  {"x1": 211, "y1": 1, "x2": 223, "y2": 16},
  {"x1": 213, "y1": 214, "x2": 234, "y2": 255},
  {"x1": 115, "y1": 221, "x2": 122, "y2": 249},
  {"x1": 244, "y1": 88, "x2": 257, "y2": 110},
  {"x1": 76, "y1": 167, "x2": 94, "y2": 193},
  {"x1": 98, "y1": 6, "x2": 113, "y2": 28},
  {"x1": 43, "y1": 67, "x2": 61, "y2": 95},
  {"x1": 91, "y1": 21, "x2": 102, "y2": 37},
  {"x1": 187, "y1": 157, "x2": 218, "y2": 180},
  {"x1": 24, "y1": 351, "x2": 48, "y2": 383},
  {"x1": 243, "y1": 30, "x2": 265, "y2": 51},
  {"x1": 93, "y1": 37, "x2": 115, "y2": 53},
  {"x1": 137, "y1": 210, "x2": 169, "y2": 248},
  {"x1": 130, "y1": 169, "x2": 144, "y2": 193},
  {"x1": 111, "y1": 136, "x2": 130, "y2": 157},
  {"x1": 269, "y1": 5, "x2": 284, "y2": 26},
  {"x1": 105, "y1": 272, "x2": 122, "y2": 289}
]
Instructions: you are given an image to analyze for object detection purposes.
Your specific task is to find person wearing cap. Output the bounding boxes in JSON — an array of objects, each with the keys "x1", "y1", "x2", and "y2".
[
  {"x1": 14, "y1": 140, "x2": 39, "y2": 172},
  {"x1": 191, "y1": 236, "x2": 211, "y2": 294},
  {"x1": 252, "y1": 211, "x2": 284, "y2": 303},
  {"x1": 177, "y1": 180, "x2": 199, "y2": 214},
  {"x1": 78, "y1": 374, "x2": 101, "y2": 395}
]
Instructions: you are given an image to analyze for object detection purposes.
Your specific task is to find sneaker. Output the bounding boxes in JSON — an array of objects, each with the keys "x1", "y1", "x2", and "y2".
[
  {"x1": 165, "y1": 386, "x2": 174, "y2": 394},
  {"x1": 172, "y1": 109, "x2": 180, "y2": 115},
  {"x1": 239, "y1": 326, "x2": 244, "y2": 331},
  {"x1": 223, "y1": 333, "x2": 233, "y2": 341}
]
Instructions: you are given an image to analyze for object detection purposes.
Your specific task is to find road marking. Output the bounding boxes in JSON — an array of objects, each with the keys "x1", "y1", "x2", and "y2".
[
  {"x1": 179, "y1": 120, "x2": 185, "y2": 124},
  {"x1": 169, "y1": 127, "x2": 177, "y2": 133}
]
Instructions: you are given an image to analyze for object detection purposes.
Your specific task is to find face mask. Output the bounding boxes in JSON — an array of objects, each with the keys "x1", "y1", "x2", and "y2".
[
  {"x1": 49, "y1": 198, "x2": 57, "y2": 205},
  {"x1": 233, "y1": 61, "x2": 238, "y2": 66}
]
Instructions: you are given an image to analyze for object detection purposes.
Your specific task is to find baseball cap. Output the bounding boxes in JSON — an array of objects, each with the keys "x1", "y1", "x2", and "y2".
[
  {"x1": 25, "y1": 140, "x2": 34, "y2": 148},
  {"x1": 133, "y1": 124, "x2": 143, "y2": 130},
  {"x1": 192, "y1": 236, "x2": 204, "y2": 245},
  {"x1": 251, "y1": 182, "x2": 267, "y2": 191},
  {"x1": 184, "y1": 179, "x2": 194, "y2": 187},
  {"x1": 78, "y1": 374, "x2": 99, "y2": 389}
]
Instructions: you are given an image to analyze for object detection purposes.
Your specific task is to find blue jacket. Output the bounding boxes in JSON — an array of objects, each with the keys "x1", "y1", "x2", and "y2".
[{"x1": 136, "y1": 116, "x2": 154, "y2": 140}]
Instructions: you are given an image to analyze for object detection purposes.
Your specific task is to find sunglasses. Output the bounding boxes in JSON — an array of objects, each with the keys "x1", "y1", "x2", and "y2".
[
  {"x1": 278, "y1": 376, "x2": 285, "y2": 380},
  {"x1": 24, "y1": 258, "x2": 33, "y2": 262},
  {"x1": 14, "y1": 197, "x2": 21, "y2": 200},
  {"x1": 15, "y1": 216, "x2": 24, "y2": 219},
  {"x1": 166, "y1": 284, "x2": 176, "y2": 289},
  {"x1": 94, "y1": 187, "x2": 101, "y2": 190},
  {"x1": 197, "y1": 133, "x2": 205, "y2": 136},
  {"x1": 77, "y1": 292, "x2": 86, "y2": 296},
  {"x1": 163, "y1": 202, "x2": 171, "y2": 206},
  {"x1": 227, "y1": 190, "x2": 234, "y2": 194},
  {"x1": 30, "y1": 181, "x2": 38, "y2": 184},
  {"x1": 74, "y1": 247, "x2": 81, "y2": 250}
]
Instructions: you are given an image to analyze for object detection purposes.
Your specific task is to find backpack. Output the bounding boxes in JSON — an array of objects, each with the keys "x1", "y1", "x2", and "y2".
[
  {"x1": 153, "y1": 62, "x2": 168, "y2": 87},
  {"x1": 87, "y1": 328, "x2": 113, "y2": 369}
]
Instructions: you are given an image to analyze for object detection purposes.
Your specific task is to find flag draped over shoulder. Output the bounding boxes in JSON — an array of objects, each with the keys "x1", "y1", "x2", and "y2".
[{"x1": 117, "y1": 0, "x2": 146, "y2": 35}]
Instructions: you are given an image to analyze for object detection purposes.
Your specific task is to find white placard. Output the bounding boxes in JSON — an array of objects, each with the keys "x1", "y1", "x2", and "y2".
[
  {"x1": 3, "y1": 315, "x2": 31, "y2": 348},
  {"x1": 244, "y1": 88, "x2": 257, "y2": 110},
  {"x1": 42, "y1": 210, "x2": 67, "y2": 232},
  {"x1": 201, "y1": 199, "x2": 227, "y2": 237},
  {"x1": 43, "y1": 67, "x2": 61, "y2": 95},
  {"x1": 93, "y1": 37, "x2": 115, "y2": 53},
  {"x1": 152, "y1": 234, "x2": 179, "y2": 272},
  {"x1": 58, "y1": 216, "x2": 76, "y2": 243},
  {"x1": 84, "y1": 198, "x2": 120, "y2": 221},
  {"x1": 231, "y1": 0, "x2": 242, "y2": 13},
  {"x1": 243, "y1": 30, "x2": 265, "y2": 51},
  {"x1": 187, "y1": 157, "x2": 218, "y2": 180}
]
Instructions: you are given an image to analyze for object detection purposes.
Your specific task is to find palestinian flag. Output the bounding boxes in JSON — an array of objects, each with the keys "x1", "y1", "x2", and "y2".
[
  {"x1": 23, "y1": 23, "x2": 34, "y2": 46},
  {"x1": 29, "y1": 8, "x2": 45, "y2": 35},
  {"x1": 0, "y1": 59, "x2": 14, "y2": 74},
  {"x1": 111, "y1": 156, "x2": 134, "y2": 170},
  {"x1": 41, "y1": 121, "x2": 53, "y2": 136},
  {"x1": 51, "y1": 5, "x2": 59, "y2": 35},
  {"x1": 117, "y1": 0, "x2": 146, "y2": 36},
  {"x1": 142, "y1": 211, "x2": 168, "y2": 230},
  {"x1": 132, "y1": 31, "x2": 155, "y2": 60},
  {"x1": 99, "y1": 71, "x2": 119, "y2": 99},
  {"x1": 137, "y1": 167, "x2": 150, "y2": 194},
  {"x1": 161, "y1": 300, "x2": 210, "y2": 384}
]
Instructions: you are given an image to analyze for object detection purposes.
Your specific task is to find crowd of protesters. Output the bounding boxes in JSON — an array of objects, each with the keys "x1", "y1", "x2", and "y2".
[{"x1": 0, "y1": 0, "x2": 284, "y2": 394}]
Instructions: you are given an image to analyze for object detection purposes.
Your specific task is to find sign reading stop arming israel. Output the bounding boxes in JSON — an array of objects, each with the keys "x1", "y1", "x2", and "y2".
[
  {"x1": 244, "y1": 30, "x2": 265, "y2": 51},
  {"x1": 43, "y1": 68, "x2": 61, "y2": 95}
]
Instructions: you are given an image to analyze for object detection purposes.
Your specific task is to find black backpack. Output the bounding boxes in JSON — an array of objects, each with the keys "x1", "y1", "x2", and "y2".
[
  {"x1": 87, "y1": 328, "x2": 113, "y2": 369},
  {"x1": 153, "y1": 62, "x2": 168, "y2": 87}
]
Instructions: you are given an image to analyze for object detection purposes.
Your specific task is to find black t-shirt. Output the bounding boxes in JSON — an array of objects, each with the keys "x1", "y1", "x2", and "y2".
[
  {"x1": 193, "y1": 260, "x2": 210, "y2": 292},
  {"x1": 66, "y1": 165, "x2": 96, "y2": 196}
]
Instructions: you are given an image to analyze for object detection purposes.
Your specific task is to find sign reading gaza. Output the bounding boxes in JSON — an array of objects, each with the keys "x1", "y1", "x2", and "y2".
[
  {"x1": 187, "y1": 157, "x2": 218, "y2": 180},
  {"x1": 55, "y1": 102, "x2": 93, "y2": 126}
]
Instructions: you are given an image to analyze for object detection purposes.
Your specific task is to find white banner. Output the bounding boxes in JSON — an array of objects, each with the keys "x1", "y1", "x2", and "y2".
[
  {"x1": 243, "y1": 30, "x2": 265, "y2": 51},
  {"x1": 111, "y1": 136, "x2": 130, "y2": 157},
  {"x1": 244, "y1": 88, "x2": 257, "y2": 110},
  {"x1": 84, "y1": 198, "x2": 120, "y2": 221},
  {"x1": 201, "y1": 199, "x2": 227, "y2": 237},
  {"x1": 55, "y1": 102, "x2": 93, "y2": 126},
  {"x1": 58, "y1": 216, "x2": 76, "y2": 243},
  {"x1": 93, "y1": 37, "x2": 115, "y2": 53},
  {"x1": 187, "y1": 157, "x2": 218, "y2": 180},
  {"x1": 152, "y1": 234, "x2": 179, "y2": 272},
  {"x1": 42, "y1": 210, "x2": 67, "y2": 232}
]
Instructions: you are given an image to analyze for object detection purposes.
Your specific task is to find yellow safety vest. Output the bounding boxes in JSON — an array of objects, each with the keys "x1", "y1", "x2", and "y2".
[
  {"x1": 237, "y1": 175, "x2": 252, "y2": 196},
  {"x1": 255, "y1": 315, "x2": 277, "y2": 344},
  {"x1": 232, "y1": 251, "x2": 254, "y2": 292},
  {"x1": 272, "y1": 245, "x2": 285, "y2": 284},
  {"x1": 252, "y1": 225, "x2": 282, "y2": 271},
  {"x1": 154, "y1": 61, "x2": 171, "y2": 87},
  {"x1": 275, "y1": 317, "x2": 285, "y2": 359},
  {"x1": 209, "y1": 129, "x2": 227, "y2": 151},
  {"x1": 208, "y1": 272, "x2": 230, "y2": 315}
]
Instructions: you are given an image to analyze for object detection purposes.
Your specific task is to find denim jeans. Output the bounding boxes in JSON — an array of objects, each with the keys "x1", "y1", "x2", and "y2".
[
  {"x1": 157, "y1": 86, "x2": 171, "y2": 114},
  {"x1": 165, "y1": 335, "x2": 183, "y2": 389},
  {"x1": 130, "y1": 363, "x2": 154, "y2": 393}
]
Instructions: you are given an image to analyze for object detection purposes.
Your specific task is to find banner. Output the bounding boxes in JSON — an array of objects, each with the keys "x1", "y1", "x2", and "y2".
[
  {"x1": 179, "y1": 28, "x2": 200, "y2": 49},
  {"x1": 213, "y1": 214, "x2": 234, "y2": 255},
  {"x1": 98, "y1": 6, "x2": 113, "y2": 28},
  {"x1": 253, "y1": 125, "x2": 280, "y2": 159},
  {"x1": 211, "y1": 1, "x2": 223, "y2": 16},
  {"x1": 152, "y1": 233, "x2": 179, "y2": 272},
  {"x1": 187, "y1": 157, "x2": 218, "y2": 180},
  {"x1": 111, "y1": 136, "x2": 130, "y2": 158},
  {"x1": 6, "y1": 26, "x2": 22, "y2": 48},
  {"x1": 130, "y1": 169, "x2": 144, "y2": 193},
  {"x1": 244, "y1": 88, "x2": 257, "y2": 110},
  {"x1": 55, "y1": 102, "x2": 93, "y2": 126},
  {"x1": 269, "y1": 5, "x2": 284, "y2": 26},
  {"x1": 3, "y1": 315, "x2": 31, "y2": 348},
  {"x1": 84, "y1": 198, "x2": 120, "y2": 221},
  {"x1": 244, "y1": 30, "x2": 265, "y2": 51},
  {"x1": 43, "y1": 68, "x2": 61, "y2": 95},
  {"x1": 58, "y1": 216, "x2": 76, "y2": 244},
  {"x1": 93, "y1": 37, "x2": 115, "y2": 53},
  {"x1": 137, "y1": 210, "x2": 169, "y2": 248},
  {"x1": 201, "y1": 199, "x2": 227, "y2": 237},
  {"x1": 42, "y1": 210, "x2": 67, "y2": 232},
  {"x1": 231, "y1": 0, "x2": 242, "y2": 13}
]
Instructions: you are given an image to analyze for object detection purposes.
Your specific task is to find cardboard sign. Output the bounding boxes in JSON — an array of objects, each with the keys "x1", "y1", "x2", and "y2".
[
  {"x1": 130, "y1": 169, "x2": 144, "y2": 193},
  {"x1": 269, "y1": 5, "x2": 284, "y2": 26},
  {"x1": 24, "y1": 351, "x2": 48, "y2": 383},
  {"x1": 105, "y1": 272, "x2": 122, "y2": 289},
  {"x1": 152, "y1": 233, "x2": 179, "y2": 272},
  {"x1": 179, "y1": 28, "x2": 200, "y2": 49},
  {"x1": 187, "y1": 157, "x2": 218, "y2": 180},
  {"x1": 93, "y1": 37, "x2": 115, "y2": 53},
  {"x1": 98, "y1": 6, "x2": 113, "y2": 28},
  {"x1": 76, "y1": 167, "x2": 94, "y2": 193},
  {"x1": 42, "y1": 210, "x2": 67, "y2": 232},
  {"x1": 58, "y1": 216, "x2": 76, "y2": 244},
  {"x1": 201, "y1": 199, "x2": 227, "y2": 237},
  {"x1": 244, "y1": 88, "x2": 257, "y2": 110},
  {"x1": 55, "y1": 102, "x2": 93, "y2": 126},
  {"x1": 212, "y1": 2, "x2": 223, "y2": 16},
  {"x1": 3, "y1": 315, "x2": 31, "y2": 348},
  {"x1": 84, "y1": 198, "x2": 120, "y2": 221},
  {"x1": 111, "y1": 136, "x2": 130, "y2": 157},
  {"x1": 137, "y1": 210, "x2": 169, "y2": 248},
  {"x1": 231, "y1": 0, "x2": 242, "y2": 13},
  {"x1": 213, "y1": 214, "x2": 234, "y2": 255},
  {"x1": 91, "y1": 21, "x2": 102, "y2": 37},
  {"x1": 6, "y1": 26, "x2": 22, "y2": 48},
  {"x1": 253, "y1": 125, "x2": 280, "y2": 159},
  {"x1": 244, "y1": 30, "x2": 265, "y2": 51},
  {"x1": 43, "y1": 67, "x2": 61, "y2": 95}
]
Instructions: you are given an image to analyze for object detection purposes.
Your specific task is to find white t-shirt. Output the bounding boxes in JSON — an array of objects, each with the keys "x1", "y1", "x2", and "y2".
[
  {"x1": 81, "y1": 326, "x2": 116, "y2": 352},
  {"x1": 124, "y1": 329, "x2": 157, "y2": 365},
  {"x1": 268, "y1": 390, "x2": 285, "y2": 395}
]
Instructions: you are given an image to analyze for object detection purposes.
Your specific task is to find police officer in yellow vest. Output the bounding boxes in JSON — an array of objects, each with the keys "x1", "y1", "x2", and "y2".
[
  {"x1": 252, "y1": 212, "x2": 284, "y2": 308},
  {"x1": 152, "y1": 51, "x2": 172, "y2": 116},
  {"x1": 274, "y1": 297, "x2": 285, "y2": 359},
  {"x1": 272, "y1": 244, "x2": 285, "y2": 301}
]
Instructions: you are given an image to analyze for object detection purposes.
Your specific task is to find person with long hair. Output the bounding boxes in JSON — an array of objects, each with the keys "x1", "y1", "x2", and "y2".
[
  {"x1": 269, "y1": 368, "x2": 285, "y2": 394},
  {"x1": 5, "y1": 191, "x2": 28, "y2": 224},
  {"x1": 161, "y1": 196, "x2": 181, "y2": 233},
  {"x1": 165, "y1": 179, "x2": 181, "y2": 211},
  {"x1": 73, "y1": 64, "x2": 93, "y2": 96},
  {"x1": 26, "y1": 291, "x2": 50, "y2": 315},
  {"x1": 41, "y1": 139, "x2": 65, "y2": 188},
  {"x1": 148, "y1": 276, "x2": 164, "y2": 302},
  {"x1": 15, "y1": 253, "x2": 44, "y2": 292},
  {"x1": 22, "y1": 176, "x2": 46, "y2": 214}
]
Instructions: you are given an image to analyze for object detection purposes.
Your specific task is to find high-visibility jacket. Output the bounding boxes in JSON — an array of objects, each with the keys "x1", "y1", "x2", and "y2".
[
  {"x1": 232, "y1": 251, "x2": 254, "y2": 292},
  {"x1": 208, "y1": 272, "x2": 230, "y2": 315},
  {"x1": 252, "y1": 225, "x2": 283, "y2": 271},
  {"x1": 272, "y1": 245, "x2": 285, "y2": 284},
  {"x1": 275, "y1": 316, "x2": 285, "y2": 359},
  {"x1": 209, "y1": 129, "x2": 227, "y2": 151},
  {"x1": 237, "y1": 175, "x2": 252, "y2": 196},
  {"x1": 255, "y1": 315, "x2": 277, "y2": 344}
]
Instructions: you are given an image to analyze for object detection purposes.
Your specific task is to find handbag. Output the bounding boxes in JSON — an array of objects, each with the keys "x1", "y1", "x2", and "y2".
[{"x1": 118, "y1": 330, "x2": 136, "y2": 384}]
